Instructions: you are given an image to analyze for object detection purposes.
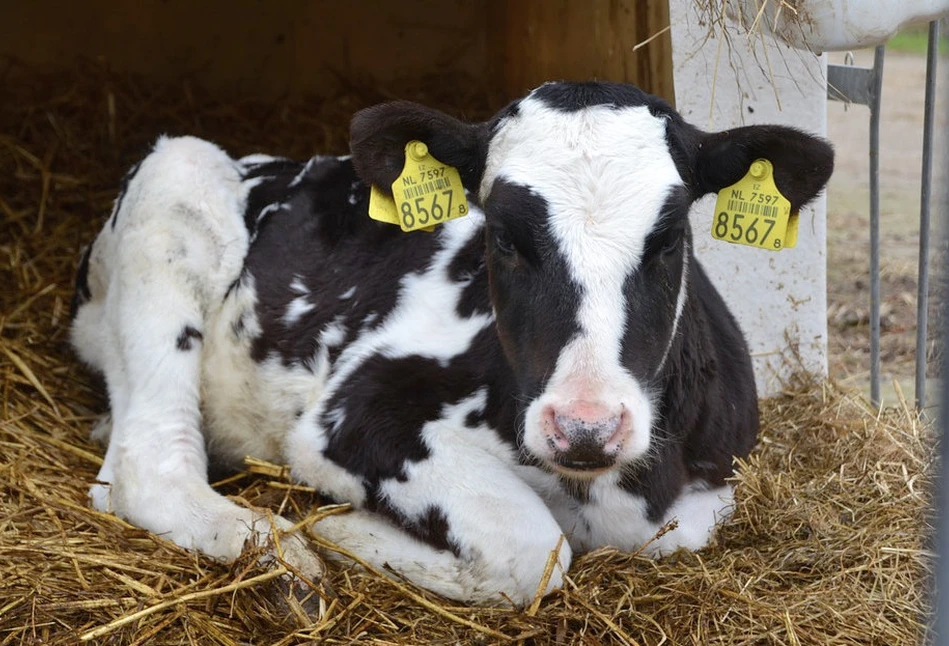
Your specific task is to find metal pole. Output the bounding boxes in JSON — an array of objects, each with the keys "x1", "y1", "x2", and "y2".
[
  {"x1": 937, "y1": 336, "x2": 949, "y2": 644},
  {"x1": 915, "y1": 21, "x2": 939, "y2": 412},
  {"x1": 868, "y1": 45, "x2": 886, "y2": 407},
  {"x1": 930, "y1": 18, "x2": 948, "y2": 646},
  {"x1": 935, "y1": 173, "x2": 949, "y2": 646}
]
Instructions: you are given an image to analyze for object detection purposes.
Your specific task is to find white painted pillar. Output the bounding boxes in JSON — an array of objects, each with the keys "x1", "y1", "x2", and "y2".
[{"x1": 669, "y1": 1, "x2": 829, "y2": 396}]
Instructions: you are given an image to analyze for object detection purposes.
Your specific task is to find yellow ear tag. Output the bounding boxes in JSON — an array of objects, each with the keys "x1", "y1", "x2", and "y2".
[
  {"x1": 390, "y1": 141, "x2": 469, "y2": 233},
  {"x1": 712, "y1": 159, "x2": 797, "y2": 251},
  {"x1": 368, "y1": 184, "x2": 401, "y2": 225}
]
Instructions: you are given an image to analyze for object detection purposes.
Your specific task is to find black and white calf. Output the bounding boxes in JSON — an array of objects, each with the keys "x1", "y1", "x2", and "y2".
[{"x1": 71, "y1": 82, "x2": 833, "y2": 606}]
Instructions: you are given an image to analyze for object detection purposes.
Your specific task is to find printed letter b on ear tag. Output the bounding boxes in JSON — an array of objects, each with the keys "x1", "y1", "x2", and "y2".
[
  {"x1": 712, "y1": 159, "x2": 798, "y2": 251},
  {"x1": 391, "y1": 141, "x2": 469, "y2": 233}
]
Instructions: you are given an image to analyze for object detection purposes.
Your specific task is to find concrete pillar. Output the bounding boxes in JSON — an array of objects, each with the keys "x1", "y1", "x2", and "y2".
[{"x1": 670, "y1": 1, "x2": 829, "y2": 396}]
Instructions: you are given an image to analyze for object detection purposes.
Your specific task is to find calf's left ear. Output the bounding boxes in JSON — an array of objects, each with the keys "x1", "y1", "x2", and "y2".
[
  {"x1": 689, "y1": 125, "x2": 834, "y2": 212},
  {"x1": 350, "y1": 101, "x2": 488, "y2": 194}
]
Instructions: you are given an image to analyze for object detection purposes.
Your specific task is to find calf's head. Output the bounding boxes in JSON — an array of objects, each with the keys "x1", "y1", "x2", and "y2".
[{"x1": 351, "y1": 82, "x2": 833, "y2": 478}]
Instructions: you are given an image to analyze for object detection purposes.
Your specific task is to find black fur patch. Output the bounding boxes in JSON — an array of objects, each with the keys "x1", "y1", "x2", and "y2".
[
  {"x1": 70, "y1": 244, "x2": 93, "y2": 320},
  {"x1": 529, "y1": 81, "x2": 675, "y2": 118},
  {"x1": 175, "y1": 326, "x2": 203, "y2": 351},
  {"x1": 242, "y1": 156, "x2": 434, "y2": 366},
  {"x1": 618, "y1": 192, "x2": 691, "y2": 387},
  {"x1": 313, "y1": 326, "x2": 517, "y2": 481},
  {"x1": 447, "y1": 233, "x2": 490, "y2": 320},
  {"x1": 241, "y1": 157, "x2": 301, "y2": 234},
  {"x1": 482, "y1": 180, "x2": 581, "y2": 399},
  {"x1": 321, "y1": 354, "x2": 483, "y2": 483},
  {"x1": 409, "y1": 506, "x2": 461, "y2": 556},
  {"x1": 110, "y1": 159, "x2": 142, "y2": 230}
]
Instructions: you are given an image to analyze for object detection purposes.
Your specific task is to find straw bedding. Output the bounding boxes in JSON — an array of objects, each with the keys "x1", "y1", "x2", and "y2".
[{"x1": 0, "y1": 61, "x2": 934, "y2": 645}]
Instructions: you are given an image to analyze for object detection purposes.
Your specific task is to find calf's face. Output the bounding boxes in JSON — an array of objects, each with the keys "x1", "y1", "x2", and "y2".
[
  {"x1": 480, "y1": 93, "x2": 690, "y2": 476},
  {"x1": 351, "y1": 82, "x2": 833, "y2": 479}
]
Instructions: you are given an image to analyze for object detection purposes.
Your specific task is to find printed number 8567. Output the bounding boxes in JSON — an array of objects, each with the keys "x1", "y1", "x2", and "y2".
[{"x1": 714, "y1": 212, "x2": 781, "y2": 249}]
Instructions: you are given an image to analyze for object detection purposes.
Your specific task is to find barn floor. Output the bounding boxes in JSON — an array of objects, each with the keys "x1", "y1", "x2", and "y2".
[{"x1": 0, "y1": 61, "x2": 933, "y2": 645}]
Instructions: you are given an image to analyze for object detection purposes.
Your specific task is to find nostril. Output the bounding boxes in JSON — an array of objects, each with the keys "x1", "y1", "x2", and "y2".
[
  {"x1": 550, "y1": 426, "x2": 570, "y2": 451},
  {"x1": 603, "y1": 407, "x2": 631, "y2": 451},
  {"x1": 543, "y1": 406, "x2": 571, "y2": 451}
]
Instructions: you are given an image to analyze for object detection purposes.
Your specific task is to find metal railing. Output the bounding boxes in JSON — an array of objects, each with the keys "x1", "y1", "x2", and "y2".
[
  {"x1": 827, "y1": 21, "x2": 941, "y2": 411},
  {"x1": 917, "y1": 20, "x2": 941, "y2": 413},
  {"x1": 895, "y1": 22, "x2": 948, "y2": 646}
]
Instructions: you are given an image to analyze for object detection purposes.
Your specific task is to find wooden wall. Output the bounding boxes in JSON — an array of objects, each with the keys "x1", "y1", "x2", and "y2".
[
  {"x1": 488, "y1": 0, "x2": 674, "y2": 102},
  {"x1": 0, "y1": 0, "x2": 674, "y2": 105}
]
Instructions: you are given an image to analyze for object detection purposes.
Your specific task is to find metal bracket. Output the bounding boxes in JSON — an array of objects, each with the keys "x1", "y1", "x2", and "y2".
[{"x1": 827, "y1": 63, "x2": 877, "y2": 105}]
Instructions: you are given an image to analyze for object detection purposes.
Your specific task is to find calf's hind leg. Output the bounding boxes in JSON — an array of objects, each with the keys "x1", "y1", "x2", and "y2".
[{"x1": 71, "y1": 136, "x2": 324, "y2": 582}]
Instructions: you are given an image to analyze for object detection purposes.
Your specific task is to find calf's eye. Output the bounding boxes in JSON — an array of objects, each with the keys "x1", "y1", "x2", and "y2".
[
  {"x1": 660, "y1": 228, "x2": 683, "y2": 256},
  {"x1": 493, "y1": 230, "x2": 516, "y2": 256}
]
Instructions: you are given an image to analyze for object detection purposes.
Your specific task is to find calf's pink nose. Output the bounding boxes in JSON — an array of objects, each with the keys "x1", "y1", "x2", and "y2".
[{"x1": 542, "y1": 401, "x2": 628, "y2": 453}]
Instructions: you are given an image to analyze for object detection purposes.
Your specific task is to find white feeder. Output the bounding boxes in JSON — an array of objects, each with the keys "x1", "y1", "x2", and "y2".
[{"x1": 728, "y1": 0, "x2": 949, "y2": 52}]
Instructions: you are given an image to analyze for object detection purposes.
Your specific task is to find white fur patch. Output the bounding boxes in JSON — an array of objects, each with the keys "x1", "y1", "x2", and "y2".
[
  {"x1": 289, "y1": 276, "x2": 309, "y2": 295},
  {"x1": 334, "y1": 212, "x2": 489, "y2": 374},
  {"x1": 283, "y1": 296, "x2": 315, "y2": 326},
  {"x1": 319, "y1": 317, "x2": 347, "y2": 347},
  {"x1": 481, "y1": 97, "x2": 685, "y2": 468},
  {"x1": 519, "y1": 468, "x2": 733, "y2": 555},
  {"x1": 655, "y1": 239, "x2": 690, "y2": 376},
  {"x1": 288, "y1": 157, "x2": 318, "y2": 188},
  {"x1": 571, "y1": 476, "x2": 733, "y2": 554},
  {"x1": 369, "y1": 391, "x2": 571, "y2": 605},
  {"x1": 338, "y1": 286, "x2": 356, "y2": 300},
  {"x1": 204, "y1": 291, "x2": 368, "y2": 503},
  {"x1": 239, "y1": 153, "x2": 285, "y2": 166}
]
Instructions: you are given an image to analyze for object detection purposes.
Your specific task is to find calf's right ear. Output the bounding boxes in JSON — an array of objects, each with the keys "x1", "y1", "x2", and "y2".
[
  {"x1": 350, "y1": 101, "x2": 488, "y2": 194},
  {"x1": 689, "y1": 125, "x2": 835, "y2": 213}
]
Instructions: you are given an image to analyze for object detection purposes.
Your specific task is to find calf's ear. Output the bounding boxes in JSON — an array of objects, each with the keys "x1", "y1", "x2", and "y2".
[
  {"x1": 350, "y1": 101, "x2": 488, "y2": 194},
  {"x1": 690, "y1": 125, "x2": 834, "y2": 212}
]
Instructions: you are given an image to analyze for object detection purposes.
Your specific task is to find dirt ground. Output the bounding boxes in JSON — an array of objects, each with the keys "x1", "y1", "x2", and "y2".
[{"x1": 825, "y1": 49, "x2": 948, "y2": 408}]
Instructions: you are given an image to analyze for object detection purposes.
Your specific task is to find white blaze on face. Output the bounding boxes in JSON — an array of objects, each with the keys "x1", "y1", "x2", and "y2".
[{"x1": 480, "y1": 96, "x2": 685, "y2": 469}]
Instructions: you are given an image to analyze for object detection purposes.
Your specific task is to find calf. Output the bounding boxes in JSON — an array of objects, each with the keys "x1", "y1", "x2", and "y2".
[{"x1": 71, "y1": 81, "x2": 833, "y2": 606}]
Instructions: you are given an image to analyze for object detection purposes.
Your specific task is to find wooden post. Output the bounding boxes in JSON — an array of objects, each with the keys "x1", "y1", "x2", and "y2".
[{"x1": 488, "y1": 0, "x2": 675, "y2": 103}]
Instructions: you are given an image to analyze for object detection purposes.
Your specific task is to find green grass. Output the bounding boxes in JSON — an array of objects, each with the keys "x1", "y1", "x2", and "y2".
[{"x1": 887, "y1": 26, "x2": 949, "y2": 56}]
